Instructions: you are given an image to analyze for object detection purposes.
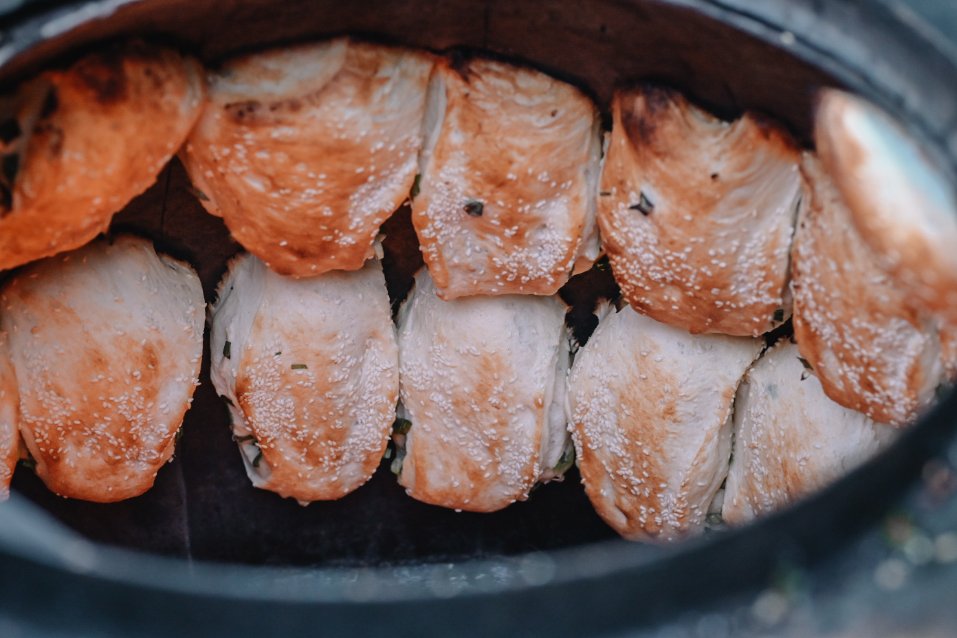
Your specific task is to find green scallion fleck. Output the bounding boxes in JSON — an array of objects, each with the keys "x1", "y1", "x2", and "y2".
[
  {"x1": 187, "y1": 185, "x2": 210, "y2": 202},
  {"x1": 291, "y1": 363, "x2": 308, "y2": 370},
  {"x1": 553, "y1": 443, "x2": 576, "y2": 474},
  {"x1": 392, "y1": 417, "x2": 412, "y2": 435},
  {"x1": 410, "y1": 173, "x2": 422, "y2": 199}
]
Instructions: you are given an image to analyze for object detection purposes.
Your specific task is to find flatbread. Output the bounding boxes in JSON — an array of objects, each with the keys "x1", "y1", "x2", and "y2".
[{"x1": 209, "y1": 254, "x2": 398, "y2": 502}]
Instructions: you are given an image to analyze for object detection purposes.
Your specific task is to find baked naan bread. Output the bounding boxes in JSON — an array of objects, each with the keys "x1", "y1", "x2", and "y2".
[
  {"x1": 598, "y1": 85, "x2": 801, "y2": 336},
  {"x1": 568, "y1": 302, "x2": 763, "y2": 541},
  {"x1": 815, "y1": 89, "x2": 957, "y2": 324},
  {"x1": 209, "y1": 254, "x2": 398, "y2": 502},
  {"x1": 791, "y1": 155, "x2": 942, "y2": 426},
  {"x1": 182, "y1": 39, "x2": 434, "y2": 277},
  {"x1": 395, "y1": 269, "x2": 570, "y2": 512},
  {"x1": 724, "y1": 340, "x2": 896, "y2": 525},
  {"x1": 0, "y1": 42, "x2": 204, "y2": 270},
  {"x1": 0, "y1": 236, "x2": 204, "y2": 502},
  {"x1": 412, "y1": 56, "x2": 601, "y2": 299}
]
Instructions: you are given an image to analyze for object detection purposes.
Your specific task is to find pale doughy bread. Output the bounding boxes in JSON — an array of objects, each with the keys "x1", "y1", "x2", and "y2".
[
  {"x1": 0, "y1": 236, "x2": 204, "y2": 502},
  {"x1": 412, "y1": 56, "x2": 602, "y2": 299},
  {"x1": 941, "y1": 322, "x2": 957, "y2": 381},
  {"x1": 598, "y1": 85, "x2": 801, "y2": 336},
  {"x1": 395, "y1": 269, "x2": 570, "y2": 512},
  {"x1": 0, "y1": 42, "x2": 204, "y2": 270},
  {"x1": 182, "y1": 39, "x2": 434, "y2": 277},
  {"x1": 209, "y1": 254, "x2": 398, "y2": 502},
  {"x1": 791, "y1": 155, "x2": 942, "y2": 427},
  {"x1": 568, "y1": 302, "x2": 763, "y2": 541},
  {"x1": 723, "y1": 340, "x2": 896, "y2": 525},
  {"x1": 0, "y1": 334, "x2": 18, "y2": 499},
  {"x1": 815, "y1": 89, "x2": 957, "y2": 323}
]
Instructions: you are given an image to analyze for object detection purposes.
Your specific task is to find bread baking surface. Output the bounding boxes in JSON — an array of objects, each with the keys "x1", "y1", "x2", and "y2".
[
  {"x1": 723, "y1": 340, "x2": 896, "y2": 525},
  {"x1": 567, "y1": 302, "x2": 763, "y2": 541},
  {"x1": 0, "y1": 334, "x2": 18, "y2": 499},
  {"x1": 395, "y1": 269, "x2": 570, "y2": 512},
  {"x1": 791, "y1": 155, "x2": 942, "y2": 427},
  {"x1": 815, "y1": 89, "x2": 957, "y2": 323},
  {"x1": 209, "y1": 254, "x2": 398, "y2": 502},
  {"x1": 181, "y1": 39, "x2": 433, "y2": 278},
  {"x1": 0, "y1": 42, "x2": 204, "y2": 271},
  {"x1": 598, "y1": 85, "x2": 801, "y2": 336},
  {"x1": 0, "y1": 236, "x2": 204, "y2": 502},
  {"x1": 411, "y1": 56, "x2": 602, "y2": 299}
]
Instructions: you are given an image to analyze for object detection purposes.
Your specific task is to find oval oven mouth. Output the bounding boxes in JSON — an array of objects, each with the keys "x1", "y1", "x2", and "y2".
[{"x1": 0, "y1": 1, "x2": 956, "y2": 635}]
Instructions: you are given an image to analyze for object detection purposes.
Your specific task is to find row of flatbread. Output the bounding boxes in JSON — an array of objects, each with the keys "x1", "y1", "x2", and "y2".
[
  {"x1": 0, "y1": 39, "x2": 955, "y2": 542},
  {"x1": 2, "y1": 39, "x2": 953, "y2": 428},
  {"x1": 0, "y1": 236, "x2": 895, "y2": 544}
]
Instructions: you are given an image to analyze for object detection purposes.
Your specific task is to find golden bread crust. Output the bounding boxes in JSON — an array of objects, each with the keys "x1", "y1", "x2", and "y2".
[
  {"x1": 209, "y1": 255, "x2": 398, "y2": 502},
  {"x1": 0, "y1": 42, "x2": 204, "y2": 270},
  {"x1": 791, "y1": 156, "x2": 942, "y2": 427},
  {"x1": 182, "y1": 39, "x2": 434, "y2": 277},
  {"x1": 0, "y1": 236, "x2": 204, "y2": 502},
  {"x1": 412, "y1": 57, "x2": 602, "y2": 299},
  {"x1": 598, "y1": 86, "x2": 801, "y2": 336}
]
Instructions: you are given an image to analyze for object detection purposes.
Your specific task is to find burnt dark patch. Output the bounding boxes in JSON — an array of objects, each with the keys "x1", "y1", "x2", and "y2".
[
  {"x1": 35, "y1": 122, "x2": 64, "y2": 156},
  {"x1": 74, "y1": 54, "x2": 127, "y2": 104},
  {"x1": 40, "y1": 87, "x2": 59, "y2": 119},
  {"x1": 448, "y1": 50, "x2": 473, "y2": 82},
  {"x1": 141, "y1": 65, "x2": 165, "y2": 91},
  {"x1": 641, "y1": 84, "x2": 676, "y2": 113},
  {"x1": 621, "y1": 84, "x2": 677, "y2": 146},
  {"x1": 224, "y1": 100, "x2": 263, "y2": 123}
]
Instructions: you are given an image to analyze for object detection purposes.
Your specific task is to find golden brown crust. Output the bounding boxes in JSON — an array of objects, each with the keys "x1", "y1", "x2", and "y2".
[
  {"x1": 0, "y1": 334, "x2": 18, "y2": 499},
  {"x1": 412, "y1": 56, "x2": 602, "y2": 299},
  {"x1": 209, "y1": 255, "x2": 399, "y2": 502},
  {"x1": 815, "y1": 89, "x2": 957, "y2": 324},
  {"x1": 181, "y1": 39, "x2": 434, "y2": 277},
  {"x1": 0, "y1": 42, "x2": 204, "y2": 271},
  {"x1": 568, "y1": 303, "x2": 763, "y2": 541},
  {"x1": 0, "y1": 236, "x2": 204, "y2": 502},
  {"x1": 598, "y1": 86, "x2": 802, "y2": 336},
  {"x1": 396, "y1": 271, "x2": 569, "y2": 512},
  {"x1": 791, "y1": 156, "x2": 942, "y2": 427},
  {"x1": 723, "y1": 340, "x2": 896, "y2": 525}
]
